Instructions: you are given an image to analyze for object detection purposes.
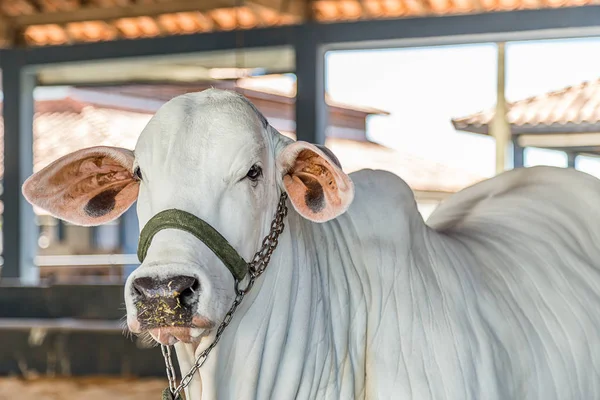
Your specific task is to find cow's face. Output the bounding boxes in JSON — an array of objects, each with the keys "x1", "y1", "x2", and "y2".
[{"x1": 22, "y1": 89, "x2": 354, "y2": 346}]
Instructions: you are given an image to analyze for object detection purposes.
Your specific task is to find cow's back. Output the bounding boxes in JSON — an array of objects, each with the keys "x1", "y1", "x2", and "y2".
[{"x1": 427, "y1": 166, "x2": 600, "y2": 399}]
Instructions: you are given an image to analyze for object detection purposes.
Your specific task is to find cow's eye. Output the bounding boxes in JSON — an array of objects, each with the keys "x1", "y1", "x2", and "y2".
[
  {"x1": 133, "y1": 166, "x2": 143, "y2": 181},
  {"x1": 246, "y1": 164, "x2": 262, "y2": 181}
]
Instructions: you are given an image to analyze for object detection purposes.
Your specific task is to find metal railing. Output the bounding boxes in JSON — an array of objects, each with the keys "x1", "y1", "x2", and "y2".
[
  {"x1": 34, "y1": 254, "x2": 139, "y2": 267},
  {"x1": 0, "y1": 318, "x2": 124, "y2": 333}
]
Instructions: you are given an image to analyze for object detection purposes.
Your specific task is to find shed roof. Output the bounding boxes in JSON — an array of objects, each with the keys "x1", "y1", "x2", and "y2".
[
  {"x1": 80, "y1": 75, "x2": 390, "y2": 116},
  {"x1": 2, "y1": 83, "x2": 386, "y2": 181},
  {"x1": 451, "y1": 78, "x2": 600, "y2": 156},
  {"x1": 0, "y1": 0, "x2": 594, "y2": 47},
  {"x1": 452, "y1": 78, "x2": 600, "y2": 136}
]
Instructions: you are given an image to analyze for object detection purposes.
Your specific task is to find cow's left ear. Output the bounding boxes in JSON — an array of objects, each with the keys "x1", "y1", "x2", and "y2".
[{"x1": 277, "y1": 141, "x2": 354, "y2": 223}]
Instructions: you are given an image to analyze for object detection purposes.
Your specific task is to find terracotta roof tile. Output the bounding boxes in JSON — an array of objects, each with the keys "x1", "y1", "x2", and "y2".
[
  {"x1": 452, "y1": 78, "x2": 600, "y2": 135},
  {"x1": 6, "y1": 0, "x2": 595, "y2": 47},
  {"x1": 81, "y1": 76, "x2": 391, "y2": 116},
  {"x1": 22, "y1": 6, "x2": 301, "y2": 46}
]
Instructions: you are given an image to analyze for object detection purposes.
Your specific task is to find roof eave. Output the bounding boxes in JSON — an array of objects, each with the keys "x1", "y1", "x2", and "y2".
[
  {"x1": 452, "y1": 120, "x2": 600, "y2": 135},
  {"x1": 451, "y1": 120, "x2": 489, "y2": 135}
]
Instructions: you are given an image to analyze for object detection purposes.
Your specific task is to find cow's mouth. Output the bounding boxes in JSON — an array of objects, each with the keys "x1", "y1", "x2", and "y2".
[
  {"x1": 149, "y1": 326, "x2": 206, "y2": 345},
  {"x1": 128, "y1": 311, "x2": 216, "y2": 345},
  {"x1": 147, "y1": 315, "x2": 215, "y2": 345}
]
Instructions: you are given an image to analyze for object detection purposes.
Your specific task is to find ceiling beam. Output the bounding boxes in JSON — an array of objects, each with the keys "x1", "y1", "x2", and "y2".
[
  {"x1": 0, "y1": 14, "x2": 15, "y2": 46},
  {"x1": 11, "y1": 0, "x2": 241, "y2": 28},
  {"x1": 247, "y1": 0, "x2": 307, "y2": 17},
  {"x1": 13, "y1": 5, "x2": 600, "y2": 67},
  {"x1": 518, "y1": 132, "x2": 600, "y2": 148}
]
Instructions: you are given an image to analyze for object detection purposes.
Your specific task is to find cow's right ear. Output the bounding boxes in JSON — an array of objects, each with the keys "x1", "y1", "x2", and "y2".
[{"x1": 22, "y1": 146, "x2": 139, "y2": 226}]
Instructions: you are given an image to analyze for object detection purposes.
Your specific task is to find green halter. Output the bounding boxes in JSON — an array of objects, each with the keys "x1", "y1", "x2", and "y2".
[{"x1": 137, "y1": 209, "x2": 248, "y2": 281}]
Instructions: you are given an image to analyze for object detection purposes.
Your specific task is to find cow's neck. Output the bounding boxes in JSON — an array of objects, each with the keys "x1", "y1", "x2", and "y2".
[
  {"x1": 173, "y1": 197, "x2": 437, "y2": 400},
  {"x1": 172, "y1": 207, "x2": 382, "y2": 399}
]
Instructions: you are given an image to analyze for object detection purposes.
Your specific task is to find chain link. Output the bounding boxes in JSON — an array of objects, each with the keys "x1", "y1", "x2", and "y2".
[
  {"x1": 161, "y1": 345, "x2": 177, "y2": 393},
  {"x1": 162, "y1": 192, "x2": 288, "y2": 399}
]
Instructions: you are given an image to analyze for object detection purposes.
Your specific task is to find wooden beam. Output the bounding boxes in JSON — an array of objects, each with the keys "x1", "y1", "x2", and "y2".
[
  {"x1": 11, "y1": 0, "x2": 239, "y2": 28},
  {"x1": 248, "y1": 0, "x2": 307, "y2": 17},
  {"x1": 490, "y1": 42, "x2": 510, "y2": 175},
  {"x1": 518, "y1": 132, "x2": 600, "y2": 148},
  {"x1": 0, "y1": 12, "x2": 16, "y2": 46}
]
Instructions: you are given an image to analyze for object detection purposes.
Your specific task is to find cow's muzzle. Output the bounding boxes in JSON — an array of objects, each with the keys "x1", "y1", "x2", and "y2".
[{"x1": 132, "y1": 275, "x2": 200, "y2": 329}]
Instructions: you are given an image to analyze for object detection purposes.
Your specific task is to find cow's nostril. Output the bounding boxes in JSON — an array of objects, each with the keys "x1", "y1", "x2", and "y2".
[
  {"x1": 132, "y1": 276, "x2": 155, "y2": 298},
  {"x1": 179, "y1": 279, "x2": 200, "y2": 307}
]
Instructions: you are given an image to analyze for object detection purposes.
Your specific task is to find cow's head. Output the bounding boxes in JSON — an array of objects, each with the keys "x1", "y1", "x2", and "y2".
[{"x1": 22, "y1": 89, "x2": 354, "y2": 345}]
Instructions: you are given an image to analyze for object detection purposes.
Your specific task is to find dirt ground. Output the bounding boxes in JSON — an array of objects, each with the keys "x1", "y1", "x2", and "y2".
[{"x1": 0, "y1": 376, "x2": 169, "y2": 400}]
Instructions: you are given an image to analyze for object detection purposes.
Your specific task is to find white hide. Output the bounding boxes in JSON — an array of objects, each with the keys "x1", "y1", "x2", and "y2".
[
  {"x1": 173, "y1": 164, "x2": 600, "y2": 400},
  {"x1": 23, "y1": 89, "x2": 600, "y2": 400}
]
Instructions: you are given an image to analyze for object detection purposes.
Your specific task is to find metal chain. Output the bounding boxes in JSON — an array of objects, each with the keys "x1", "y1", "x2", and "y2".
[
  {"x1": 161, "y1": 345, "x2": 177, "y2": 393},
  {"x1": 162, "y1": 192, "x2": 289, "y2": 399}
]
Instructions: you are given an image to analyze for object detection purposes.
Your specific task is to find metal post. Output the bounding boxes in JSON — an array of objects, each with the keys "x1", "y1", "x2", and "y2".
[
  {"x1": 490, "y1": 42, "x2": 511, "y2": 175},
  {"x1": 120, "y1": 206, "x2": 139, "y2": 281},
  {"x1": 294, "y1": 36, "x2": 327, "y2": 145},
  {"x1": 512, "y1": 136, "x2": 525, "y2": 168},
  {"x1": 1, "y1": 51, "x2": 38, "y2": 284},
  {"x1": 57, "y1": 220, "x2": 65, "y2": 242},
  {"x1": 567, "y1": 152, "x2": 577, "y2": 169}
]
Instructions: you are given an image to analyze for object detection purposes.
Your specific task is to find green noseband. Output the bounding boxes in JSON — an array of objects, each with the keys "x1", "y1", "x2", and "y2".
[{"x1": 137, "y1": 209, "x2": 248, "y2": 281}]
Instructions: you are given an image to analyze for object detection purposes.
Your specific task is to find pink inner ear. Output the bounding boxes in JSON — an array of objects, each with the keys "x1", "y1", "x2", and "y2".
[
  {"x1": 22, "y1": 146, "x2": 139, "y2": 226},
  {"x1": 281, "y1": 144, "x2": 354, "y2": 223}
]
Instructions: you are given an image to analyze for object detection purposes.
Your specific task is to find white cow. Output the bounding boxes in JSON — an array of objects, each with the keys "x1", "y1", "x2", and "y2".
[{"x1": 22, "y1": 89, "x2": 600, "y2": 400}]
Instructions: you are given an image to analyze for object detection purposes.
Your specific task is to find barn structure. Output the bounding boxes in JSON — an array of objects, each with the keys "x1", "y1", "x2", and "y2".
[
  {"x1": 0, "y1": 0, "x2": 599, "y2": 380},
  {"x1": 0, "y1": 77, "x2": 481, "y2": 284},
  {"x1": 452, "y1": 78, "x2": 600, "y2": 169}
]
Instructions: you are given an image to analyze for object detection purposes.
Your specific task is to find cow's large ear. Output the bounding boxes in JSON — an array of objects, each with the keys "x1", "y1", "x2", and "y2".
[
  {"x1": 22, "y1": 146, "x2": 139, "y2": 226},
  {"x1": 277, "y1": 141, "x2": 354, "y2": 223}
]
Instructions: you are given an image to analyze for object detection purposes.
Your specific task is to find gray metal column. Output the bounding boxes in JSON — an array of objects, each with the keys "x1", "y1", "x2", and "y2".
[
  {"x1": 512, "y1": 136, "x2": 525, "y2": 168},
  {"x1": 294, "y1": 36, "x2": 327, "y2": 145},
  {"x1": 56, "y1": 220, "x2": 65, "y2": 242},
  {"x1": 120, "y1": 206, "x2": 139, "y2": 281},
  {"x1": 567, "y1": 152, "x2": 577, "y2": 169},
  {"x1": 1, "y1": 51, "x2": 38, "y2": 284}
]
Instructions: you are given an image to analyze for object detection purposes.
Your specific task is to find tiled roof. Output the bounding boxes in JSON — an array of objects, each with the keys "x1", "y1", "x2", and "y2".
[
  {"x1": 452, "y1": 78, "x2": 600, "y2": 135},
  {"x1": 32, "y1": 99, "x2": 150, "y2": 175},
  {"x1": 0, "y1": 0, "x2": 594, "y2": 47},
  {"x1": 236, "y1": 75, "x2": 390, "y2": 115},
  {"x1": 13, "y1": 4, "x2": 300, "y2": 47},
  {"x1": 83, "y1": 75, "x2": 390, "y2": 116}
]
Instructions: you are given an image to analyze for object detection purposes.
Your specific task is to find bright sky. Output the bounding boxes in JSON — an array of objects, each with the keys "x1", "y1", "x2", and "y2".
[{"x1": 324, "y1": 37, "x2": 600, "y2": 178}]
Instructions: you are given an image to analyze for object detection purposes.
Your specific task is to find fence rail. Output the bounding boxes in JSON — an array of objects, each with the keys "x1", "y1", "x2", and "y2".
[
  {"x1": 0, "y1": 318, "x2": 124, "y2": 332},
  {"x1": 34, "y1": 254, "x2": 140, "y2": 267}
]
